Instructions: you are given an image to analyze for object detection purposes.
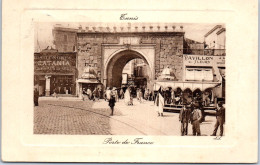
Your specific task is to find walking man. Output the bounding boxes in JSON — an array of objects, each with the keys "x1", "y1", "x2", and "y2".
[
  {"x1": 179, "y1": 105, "x2": 191, "y2": 136},
  {"x1": 108, "y1": 94, "x2": 116, "y2": 116},
  {"x1": 190, "y1": 104, "x2": 202, "y2": 136},
  {"x1": 211, "y1": 102, "x2": 225, "y2": 136},
  {"x1": 34, "y1": 88, "x2": 39, "y2": 106}
]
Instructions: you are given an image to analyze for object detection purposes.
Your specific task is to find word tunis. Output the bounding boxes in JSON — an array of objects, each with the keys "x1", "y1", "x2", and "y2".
[{"x1": 120, "y1": 13, "x2": 138, "y2": 20}]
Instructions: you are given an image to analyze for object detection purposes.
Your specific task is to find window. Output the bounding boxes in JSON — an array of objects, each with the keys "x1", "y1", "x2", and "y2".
[
  {"x1": 186, "y1": 69, "x2": 194, "y2": 80},
  {"x1": 203, "y1": 69, "x2": 213, "y2": 81},
  {"x1": 185, "y1": 67, "x2": 213, "y2": 81}
]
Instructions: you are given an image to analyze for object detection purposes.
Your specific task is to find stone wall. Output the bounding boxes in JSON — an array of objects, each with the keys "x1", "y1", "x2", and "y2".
[
  {"x1": 140, "y1": 33, "x2": 184, "y2": 80},
  {"x1": 54, "y1": 30, "x2": 184, "y2": 82},
  {"x1": 53, "y1": 28, "x2": 77, "y2": 52}
]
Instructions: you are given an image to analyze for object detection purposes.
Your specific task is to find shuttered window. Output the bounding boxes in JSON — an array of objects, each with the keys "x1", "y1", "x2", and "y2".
[
  {"x1": 186, "y1": 69, "x2": 194, "y2": 80},
  {"x1": 186, "y1": 67, "x2": 213, "y2": 81}
]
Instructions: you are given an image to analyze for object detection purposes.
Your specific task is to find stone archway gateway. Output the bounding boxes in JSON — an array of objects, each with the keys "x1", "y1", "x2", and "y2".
[{"x1": 104, "y1": 48, "x2": 154, "y2": 88}]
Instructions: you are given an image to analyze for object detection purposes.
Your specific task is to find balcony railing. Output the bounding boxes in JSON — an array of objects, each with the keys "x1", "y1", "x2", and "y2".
[{"x1": 182, "y1": 49, "x2": 226, "y2": 56}]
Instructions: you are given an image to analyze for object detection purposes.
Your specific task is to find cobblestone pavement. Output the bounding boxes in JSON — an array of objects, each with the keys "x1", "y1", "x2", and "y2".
[
  {"x1": 34, "y1": 98, "x2": 221, "y2": 136},
  {"x1": 34, "y1": 99, "x2": 111, "y2": 135}
]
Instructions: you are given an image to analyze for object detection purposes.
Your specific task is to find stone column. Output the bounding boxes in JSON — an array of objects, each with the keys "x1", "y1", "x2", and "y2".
[{"x1": 45, "y1": 75, "x2": 51, "y2": 96}]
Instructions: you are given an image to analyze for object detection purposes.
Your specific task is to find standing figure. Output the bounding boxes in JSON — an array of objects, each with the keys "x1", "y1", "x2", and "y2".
[
  {"x1": 87, "y1": 87, "x2": 92, "y2": 100},
  {"x1": 105, "y1": 87, "x2": 111, "y2": 101},
  {"x1": 155, "y1": 88, "x2": 164, "y2": 117},
  {"x1": 108, "y1": 94, "x2": 116, "y2": 116},
  {"x1": 138, "y1": 89, "x2": 143, "y2": 103},
  {"x1": 136, "y1": 88, "x2": 140, "y2": 101},
  {"x1": 144, "y1": 88, "x2": 148, "y2": 100},
  {"x1": 190, "y1": 104, "x2": 202, "y2": 136},
  {"x1": 211, "y1": 102, "x2": 225, "y2": 136},
  {"x1": 179, "y1": 105, "x2": 191, "y2": 136},
  {"x1": 196, "y1": 93, "x2": 205, "y2": 122},
  {"x1": 171, "y1": 89, "x2": 175, "y2": 105},
  {"x1": 34, "y1": 88, "x2": 39, "y2": 106},
  {"x1": 97, "y1": 88, "x2": 101, "y2": 100},
  {"x1": 113, "y1": 87, "x2": 119, "y2": 102},
  {"x1": 148, "y1": 89, "x2": 152, "y2": 101},
  {"x1": 119, "y1": 88, "x2": 124, "y2": 99},
  {"x1": 129, "y1": 95, "x2": 134, "y2": 106},
  {"x1": 124, "y1": 87, "x2": 131, "y2": 105},
  {"x1": 93, "y1": 87, "x2": 97, "y2": 101},
  {"x1": 82, "y1": 88, "x2": 87, "y2": 101}
]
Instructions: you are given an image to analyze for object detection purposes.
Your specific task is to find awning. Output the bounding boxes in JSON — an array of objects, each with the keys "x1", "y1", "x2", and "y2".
[
  {"x1": 76, "y1": 79, "x2": 101, "y2": 84},
  {"x1": 154, "y1": 80, "x2": 221, "y2": 91}
]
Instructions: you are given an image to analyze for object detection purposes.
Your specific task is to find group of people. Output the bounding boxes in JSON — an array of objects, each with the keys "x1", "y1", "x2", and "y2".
[
  {"x1": 161, "y1": 88, "x2": 213, "y2": 108},
  {"x1": 179, "y1": 101, "x2": 225, "y2": 136},
  {"x1": 82, "y1": 87, "x2": 102, "y2": 101}
]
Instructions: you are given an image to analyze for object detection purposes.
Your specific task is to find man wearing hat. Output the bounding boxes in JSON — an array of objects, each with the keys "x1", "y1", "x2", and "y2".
[
  {"x1": 190, "y1": 103, "x2": 202, "y2": 136},
  {"x1": 108, "y1": 93, "x2": 116, "y2": 116},
  {"x1": 211, "y1": 102, "x2": 225, "y2": 136},
  {"x1": 179, "y1": 104, "x2": 191, "y2": 136}
]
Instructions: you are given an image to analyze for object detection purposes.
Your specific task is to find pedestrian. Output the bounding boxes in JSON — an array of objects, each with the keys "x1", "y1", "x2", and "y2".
[
  {"x1": 108, "y1": 94, "x2": 116, "y2": 116},
  {"x1": 82, "y1": 88, "x2": 87, "y2": 101},
  {"x1": 190, "y1": 104, "x2": 202, "y2": 136},
  {"x1": 97, "y1": 88, "x2": 101, "y2": 100},
  {"x1": 124, "y1": 87, "x2": 131, "y2": 105},
  {"x1": 136, "y1": 88, "x2": 140, "y2": 101},
  {"x1": 211, "y1": 102, "x2": 225, "y2": 136},
  {"x1": 155, "y1": 87, "x2": 164, "y2": 117},
  {"x1": 139, "y1": 89, "x2": 143, "y2": 103},
  {"x1": 105, "y1": 87, "x2": 111, "y2": 101},
  {"x1": 171, "y1": 89, "x2": 175, "y2": 104},
  {"x1": 93, "y1": 87, "x2": 97, "y2": 101},
  {"x1": 87, "y1": 87, "x2": 92, "y2": 100},
  {"x1": 113, "y1": 87, "x2": 119, "y2": 102},
  {"x1": 144, "y1": 88, "x2": 148, "y2": 100},
  {"x1": 119, "y1": 88, "x2": 124, "y2": 99},
  {"x1": 52, "y1": 88, "x2": 58, "y2": 98},
  {"x1": 34, "y1": 88, "x2": 39, "y2": 106},
  {"x1": 179, "y1": 105, "x2": 191, "y2": 136}
]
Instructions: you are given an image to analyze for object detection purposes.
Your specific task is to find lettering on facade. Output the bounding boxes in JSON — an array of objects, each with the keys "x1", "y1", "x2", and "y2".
[
  {"x1": 34, "y1": 53, "x2": 76, "y2": 74},
  {"x1": 184, "y1": 55, "x2": 225, "y2": 66},
  {"x1": 120, "y1": 13, "x2": 138, "y2": 20}
]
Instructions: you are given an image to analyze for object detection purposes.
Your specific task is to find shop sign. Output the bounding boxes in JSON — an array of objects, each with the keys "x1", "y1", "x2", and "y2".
[
  {"x1": 34, "y1": 53, "x2": 76, "y2": 74},
  {"x1": 183, "y1": 55, "x2": 225, "y2": 67}
]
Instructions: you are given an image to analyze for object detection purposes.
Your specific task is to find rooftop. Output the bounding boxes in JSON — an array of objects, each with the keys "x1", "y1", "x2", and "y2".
[{"x1": 53, "y1": 23, "x2": 185, "y2": 33}]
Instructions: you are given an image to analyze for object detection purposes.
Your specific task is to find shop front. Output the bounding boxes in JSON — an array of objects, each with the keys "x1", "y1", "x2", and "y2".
[
  {"x1": 76, "y1": 65, "x2": 103, "y2": 99},
  {"x1": 153, "y1": 54, "x2": 225, "y2": 110},
  {"x1": 34, "y1": 51, "x2": 77, "y2": 96},
  {"x1": 183, "y1": 54, "x2": 225, "y2": 99}
]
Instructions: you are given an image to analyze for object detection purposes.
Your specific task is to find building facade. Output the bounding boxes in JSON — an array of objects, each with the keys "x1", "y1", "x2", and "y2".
[
  {"x1": 34, "y1": 48, "x2": 77, "y2": 96},
  {"x1": 45, "y1": 24, "x2": 225, "y2": 100}
]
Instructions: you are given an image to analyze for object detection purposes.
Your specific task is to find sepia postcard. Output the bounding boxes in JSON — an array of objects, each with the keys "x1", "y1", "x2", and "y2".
[{"x1": 2, "y1": 0, "x2": 258, "y2": 163}]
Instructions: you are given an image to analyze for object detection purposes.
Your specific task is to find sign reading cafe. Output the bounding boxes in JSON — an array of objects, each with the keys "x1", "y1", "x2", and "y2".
[
  {"x1": 183, "y1": 55, "x2": 225, "y2": 67},
  {"x1": 34, "y1": 53, "x2": 76, "y2": 74}
]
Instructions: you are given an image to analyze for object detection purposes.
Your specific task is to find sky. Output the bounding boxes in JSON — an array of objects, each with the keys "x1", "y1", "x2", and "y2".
[{"x1": 35, "y1": 22, "x2": 224, "y2": 51}]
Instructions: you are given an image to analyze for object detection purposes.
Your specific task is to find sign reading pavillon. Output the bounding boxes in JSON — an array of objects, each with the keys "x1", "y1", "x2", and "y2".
[
  {"x1": 183, "y1": 55, "x2": 225, "y2": 67},
  {"x1": 34, "y1": 53, "x2": 76, "y2": 74}
]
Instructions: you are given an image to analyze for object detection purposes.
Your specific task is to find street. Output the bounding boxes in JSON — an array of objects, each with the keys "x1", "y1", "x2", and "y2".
[{"x1": 34, "y1": 98, "x2": 219, "y2": 136}]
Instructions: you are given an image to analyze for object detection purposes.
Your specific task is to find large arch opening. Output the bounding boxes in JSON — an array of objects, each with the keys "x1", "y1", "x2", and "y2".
[{"x1": 106, "y1": 50, "x2": 152, "y2": 89}]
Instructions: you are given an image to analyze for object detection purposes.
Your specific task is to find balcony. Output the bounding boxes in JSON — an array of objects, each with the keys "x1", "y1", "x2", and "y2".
[{"x1": 182, "y1": 49, "x2": 226, "y2": 56}]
